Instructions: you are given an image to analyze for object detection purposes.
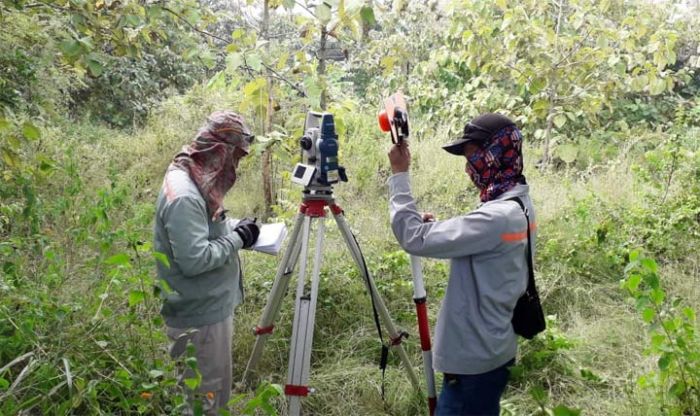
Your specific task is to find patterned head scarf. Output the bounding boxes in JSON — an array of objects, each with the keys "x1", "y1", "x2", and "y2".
[
  {"x1": 466, "y1": 125, "x2": 525, "y2": 202},
  {"x1": 172, "y1": 110, "x2": 254, "y2": 221}
]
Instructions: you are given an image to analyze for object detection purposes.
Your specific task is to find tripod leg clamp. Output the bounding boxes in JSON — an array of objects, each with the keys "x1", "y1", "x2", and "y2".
[
  {"x1": 254, "y1": 325, "x2": 275, "y2": 335},
  {"x1": 390, "y1": 331, "x2": 409, "y2": 346},
  {"x1": 285, "y1": 384, "x2": 311, "y2": 396}
]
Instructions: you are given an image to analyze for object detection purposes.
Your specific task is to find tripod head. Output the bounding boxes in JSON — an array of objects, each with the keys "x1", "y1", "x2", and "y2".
[{"x1": 291, "y1": 111, "x2": 348, "y2": 196}]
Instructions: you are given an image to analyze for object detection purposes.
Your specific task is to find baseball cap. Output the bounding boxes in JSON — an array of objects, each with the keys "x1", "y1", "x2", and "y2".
[{"x1": 442, "y1": 113, "x2": 516, "y2": 155}]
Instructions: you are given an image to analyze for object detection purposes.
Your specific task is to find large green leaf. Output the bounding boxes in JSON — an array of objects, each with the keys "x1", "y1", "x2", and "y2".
[
  {"x1": 553, "y1": 114, "x2": 567, "y2": 129},
  {"x1": 128, "y1": 290, "x2": 145, "y2": 307},
  {"x1": 316, "y1": 3, "x2": 331, "y2": 24},
  {"x1": 21, "y1": 122, "x2": 40, "y2": 140},
  {"x1": 87, "y1": 58, "x2": 103, "y2": 77},
  {"x1": 227, "y1": 53, "x2": 243, "y2": 72},
  {"x1": 59, "y1": 40, "x2": 83, "y2": 58},
  {"x1": 246, "y1": 53, "x2": 263, "y2": 72},
  {"x1": 556, "y1": 143, "x2": 578, "y2": 164},
  {"x1": 553, "y1": 405, "x2": 582, "y2": 416},
  {"x1": 1, "y1": 148, "x2": 20, "y2": 168},
  {"x1": 360, "y1": 6, "x2": 376, "y2": 27},
  {"x1": 153, "y1": 251, "x2": 171, "y2": 268},
  {"x1": 105, "y1": 253, "x2": 130, "y2": 266}
]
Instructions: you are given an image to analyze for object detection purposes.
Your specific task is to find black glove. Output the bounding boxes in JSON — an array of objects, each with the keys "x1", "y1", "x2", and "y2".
[{"x1": 234, "y1": 217, "x2": 260, "y2": 249}]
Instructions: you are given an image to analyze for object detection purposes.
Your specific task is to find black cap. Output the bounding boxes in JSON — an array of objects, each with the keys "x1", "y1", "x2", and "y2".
[{"x1": 442, "y1": 113, "x2": 516, "y2": 156}]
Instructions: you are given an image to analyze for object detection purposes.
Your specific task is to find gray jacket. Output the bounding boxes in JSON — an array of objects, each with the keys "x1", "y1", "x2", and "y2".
[
  {"x1": 154, "y1": 166, "x2": 244, "y2": 328},
  {"x1": 388, "y1": 172, "x2": 536, "y2": 374}
]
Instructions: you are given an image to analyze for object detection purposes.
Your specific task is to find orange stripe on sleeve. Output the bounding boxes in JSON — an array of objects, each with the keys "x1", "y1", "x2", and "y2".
[
  {"x1": 502, "y1": 222, "x2": 536, "y2": 242},
  {"x1": 501, "y1": 231, "x2": 527, "y2": 242}
]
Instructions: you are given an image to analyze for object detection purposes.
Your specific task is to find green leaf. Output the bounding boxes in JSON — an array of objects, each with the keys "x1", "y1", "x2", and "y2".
[
  {"x1": 658, "y1": 353, "x2": 672, "y2": 370},
  {"x1": 556, "y1": 144, "x2": 578, "y2": 164},
  {"x1": 227, "y1": 53, "x2": 244, "y2": 72},
  {"x1": 149, "y1": 369, "x2": 164, "y2": 378},
  {"x1": 283, "y1": 0, "x2": 295, "y2": 9},
  {"x1": 650, "y1": 334, "x2": 666, "y2": 349},
  {"x1": 206, "y1": 71, "x2": 226, "y2": 91},
  {"x1": 360, "y1": 6, "x2": 376, "y2": 27},
  {"x1": 123, "y1": 14, "x2": 141, "y2": 27},
  {"x1": 553, "y1": 405, "x2": 582, "y2": 416},
  {"x1": 231, "y1": 28, "x2": 246, "y2": 40},
  {"x1": 528, "y1": 78, "x2": 546, "y2": 94},
  {"x1": 59, "y1": 40, "x2": 83, "y2": 58},
  {"x1": 243, "y1": 78, "x2": 266, "y2": 96},
  {"x1": 38, "y1": 159, "x2": 54, "y2": 173},
  {"x1": 199, "y1": 49, "x2": 216, "y2": 70},
  {"x1": 105, "y1": 253, "x2": 130, "y2": 266},
  {"x1": 669, "y1": 381, "x2": 686, "y2": 397},
  {"x1": 0, "y1": 377, "x2": 9, "y2": 390},
  {"x1": 128, "y1": 290, "x2": 145, "y2": 307},
  {"x1": 682, "y1": 307, "x2": 696, "y2": 322},
  {"x1": 246, "y1": 53, "x2": 262, "y2": 72},
  {"x1": 579, "y1": 368, "x2": 602, "y2": 382},
  {"x1": 304, "y1": 76, "x2": 322, "y2": 108},
  {"x1": 642, "y1": 307, "x2": 655, "y2": 323},
  {"x1": 87, "y1": 58, "x2": 103, "y2": 77},
  {"x1": 629, "y1": 250, "x2": 640, "y2": 262},
  {"x1": 649, "y1": 78, "x2": 666, "y2": 95},
  {"x1": 184, "y1": 377, "x2": 200, "y2": 390},
  {"x1": 316, "y1": 3, "x2": 331, "y2": 24},
  {"x1": 1, "y1": 148, "x2": 20, "y2": 168},
  {"x1": 22, "y1": 122, "x2": 40, "y2": 140},
  {"x1": 643, "y1": 272, "x2": 660, "y2": 290},
  {"x1": 529, "y1": 385, "x2": 547, "y2": 404},
  {"x1": 640, "y1": 258, "x2": 658, "y2": 273},
  {"x1": 650, "y1": 288, "x2": 665, "y2": 305},
  {"x1": 0, "y1": 119, "x2": 10, "y2": 132},
  {"x1": 153, "y1": 251, "x2": 170, "y2": 268},
  {"x1": 553, "y1": 114, "x2": 567, "y2": 129},
  {"x1": 154, "y1": 278, "x2": 172, "y2": 296}
]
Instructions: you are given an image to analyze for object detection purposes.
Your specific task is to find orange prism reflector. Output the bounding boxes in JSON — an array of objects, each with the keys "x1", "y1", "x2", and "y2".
[{"x1": 378, "y1": 109, "x2": 391, "y2": 132}]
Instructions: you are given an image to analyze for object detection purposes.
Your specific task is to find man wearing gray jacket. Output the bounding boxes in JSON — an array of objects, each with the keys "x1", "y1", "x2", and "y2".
[
  {"x1": 387, "y1": 113, "x2": 536, "y2": 415},
  {"x1": 154, "y1": 111, "x2": 260, "y2": 414}
]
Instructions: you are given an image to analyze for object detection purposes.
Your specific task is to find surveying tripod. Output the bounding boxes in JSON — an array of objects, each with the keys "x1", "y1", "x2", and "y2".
[{"x1": 242, "y1": 186, "x2": 421, "y2": 415}]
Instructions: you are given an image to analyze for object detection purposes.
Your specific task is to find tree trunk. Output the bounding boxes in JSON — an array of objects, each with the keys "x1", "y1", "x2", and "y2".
[
  {"x1": 261, "y1": 0, "x2": 274, "y2": 219},
  {"x1": 319, "y1": 25, "x2": 328, "y2": 110},
  {"x1": 541, "y1": 0, "x2": 565, "y2": 168}
]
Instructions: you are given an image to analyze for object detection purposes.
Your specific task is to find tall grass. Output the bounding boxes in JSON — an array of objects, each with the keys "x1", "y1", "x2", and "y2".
[{"x1": 1, "y1": 86, "x2": 698, "y2": 414}]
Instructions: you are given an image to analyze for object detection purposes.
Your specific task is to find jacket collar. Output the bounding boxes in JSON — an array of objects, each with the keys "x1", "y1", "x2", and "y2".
[{"x1": 480, "y1": 184, "x2": 530, "y2": 207}]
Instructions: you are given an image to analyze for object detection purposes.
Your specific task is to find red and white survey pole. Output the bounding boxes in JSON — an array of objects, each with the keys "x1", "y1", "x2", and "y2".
[
  {"x1": 379, "y1": 93, "x2": 437, "y2": 415},
  {"x1": 410, "y1": 255, "x2": 438, "y2": 415}
]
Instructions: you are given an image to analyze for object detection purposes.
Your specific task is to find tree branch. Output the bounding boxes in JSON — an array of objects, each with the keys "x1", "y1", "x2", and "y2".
[
  {"x1": 162, "y1": 6, "x2": 230, "y2": 44},
  {"x1": 295, "y1": 1, "x2": 317, "y2": 18},
  {"x1": 261, "y1": 62, "x2": 306, "y2": 97},
  {"x1": 162, "y1": 5, "x2": 306, "y2": 97}
]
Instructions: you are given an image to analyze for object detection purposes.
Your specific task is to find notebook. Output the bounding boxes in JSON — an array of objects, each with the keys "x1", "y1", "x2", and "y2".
[{"x1": 227, "y1": 219, "x2": 288, "y2": 255}]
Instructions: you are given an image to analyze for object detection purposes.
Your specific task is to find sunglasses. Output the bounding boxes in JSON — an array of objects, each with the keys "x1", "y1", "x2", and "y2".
[
  {"x1": 214, "y1": 128, "x2": 256, "y2": 145},
  {"x1": 242, "y1": 133, "x2": 255, "y2": 144}
]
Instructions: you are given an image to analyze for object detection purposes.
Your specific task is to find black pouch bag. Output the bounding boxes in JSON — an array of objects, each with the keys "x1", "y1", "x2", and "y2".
[{"x1": 508, "y1": 197, "x2": 546, "y2": 339}]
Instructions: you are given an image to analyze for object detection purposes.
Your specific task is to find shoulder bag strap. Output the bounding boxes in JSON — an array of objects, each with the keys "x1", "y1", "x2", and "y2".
[{"x1": 507, "y1": 197, "x2": 536, "y2": 293}]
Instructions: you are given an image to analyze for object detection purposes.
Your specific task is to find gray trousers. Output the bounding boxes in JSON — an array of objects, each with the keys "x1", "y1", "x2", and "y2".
[{"x1": 167, "y1": 315, "x2": 233, "y2": 415}]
